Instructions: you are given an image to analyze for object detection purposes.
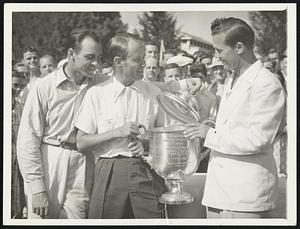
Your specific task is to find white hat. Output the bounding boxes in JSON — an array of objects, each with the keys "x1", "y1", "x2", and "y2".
[
  {"x1": 166, "y1": 55, "x2": 193, "y2": 67},
  {"x1": 209, "y1": 57, "x2": 223, "y2": 69}
]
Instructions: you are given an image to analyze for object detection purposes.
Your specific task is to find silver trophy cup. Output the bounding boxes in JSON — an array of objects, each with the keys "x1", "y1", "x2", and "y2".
[{"x1": 147, "y1": 125, "x2": 202, "y2": 205}]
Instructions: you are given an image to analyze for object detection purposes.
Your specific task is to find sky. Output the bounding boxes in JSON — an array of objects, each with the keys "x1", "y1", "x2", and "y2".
[{"x1": 120, "y1": 11, "x2": 250, "y2": 43}]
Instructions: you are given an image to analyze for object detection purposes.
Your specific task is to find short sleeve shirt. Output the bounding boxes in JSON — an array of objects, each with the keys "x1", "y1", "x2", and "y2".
[{"x1": 74, "y1": 77, "x2": 162, "y2": 158}]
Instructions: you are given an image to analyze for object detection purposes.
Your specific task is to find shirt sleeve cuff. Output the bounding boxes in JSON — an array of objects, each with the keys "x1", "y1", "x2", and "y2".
[
  {"x1": 29, "y1": 179, "x2": 46, "y2": 194},
  {"x1": 204, "y1": 127, "x2": 220, "y2": 150}
]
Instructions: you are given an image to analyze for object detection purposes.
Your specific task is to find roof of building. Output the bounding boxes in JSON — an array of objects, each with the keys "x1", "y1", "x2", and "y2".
[{"x1": 176, "y1": 31, "x2": 213, "y2": 47}]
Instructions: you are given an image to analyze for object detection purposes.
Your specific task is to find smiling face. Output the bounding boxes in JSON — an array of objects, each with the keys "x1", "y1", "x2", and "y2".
[
  {"x1": 212, "y1": 32, "x2": 240, "y2": 72},
  {"x1": 212, "y1": 65, "x2": 226, "y2": 82},
  {"x1": 164, "y1": 67, "x2": 181, "y2": 82},
  {"x1": 72, "y1": 36, "x2": 103, "y2": 78},
  {"x1": 23, "y1": 51, "x2": 39, "y2": 70}
]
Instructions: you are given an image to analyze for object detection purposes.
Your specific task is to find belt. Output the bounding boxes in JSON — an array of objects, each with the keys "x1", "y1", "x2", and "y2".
[
  {"x1": 60, "y1": 141, "x2": 78, "y2": 151},
  {"x1": 42, "y1": 141, "x2": 78, "y2": 151}
]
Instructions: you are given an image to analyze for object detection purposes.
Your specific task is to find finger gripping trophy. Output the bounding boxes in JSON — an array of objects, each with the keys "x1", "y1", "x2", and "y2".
[{"x1": 140, "y1": 90, "x2": 209, "y2": 205}]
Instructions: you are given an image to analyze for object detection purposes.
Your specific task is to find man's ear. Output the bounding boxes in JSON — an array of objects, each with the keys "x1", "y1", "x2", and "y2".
[
  {"x1": 67, "y1": 48, "x2": 76, "y2": 62},
  {"x1": 235, "y1": 42, "x2": 245, "y2": 55},
  {"x1": 113, "y1": 56, "x2": 123, "y2": 68}
]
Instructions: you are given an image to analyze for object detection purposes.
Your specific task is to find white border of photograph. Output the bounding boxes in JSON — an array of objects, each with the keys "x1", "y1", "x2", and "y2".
[{"x1": 3, "y1": 3, "x2": 297, "y2": 226}]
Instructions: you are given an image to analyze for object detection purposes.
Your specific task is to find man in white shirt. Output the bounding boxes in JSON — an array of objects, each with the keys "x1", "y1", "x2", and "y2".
[
  {"x1": 17, "y1": 29, "x2": 103, "y2": 219},
  {"x1": 74, "y1": 33, "x2": 167, "y2": 218},
  {"x1": 184, "y1": 17, "x2": 286, "y2": 218}
]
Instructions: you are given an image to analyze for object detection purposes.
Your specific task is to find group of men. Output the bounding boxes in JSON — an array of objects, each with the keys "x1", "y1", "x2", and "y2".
[{"x1": 12, "y1": 17, "x2": 286, "y2": 220}]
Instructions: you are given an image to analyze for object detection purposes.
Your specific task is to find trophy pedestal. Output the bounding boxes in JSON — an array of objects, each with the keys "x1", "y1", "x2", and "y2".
[{"x1": 159, "y1": 179, "x2": 194, "y2": 205}]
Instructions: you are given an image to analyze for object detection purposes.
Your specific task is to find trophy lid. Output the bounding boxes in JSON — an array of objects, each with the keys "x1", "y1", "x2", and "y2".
[{"x1": 156, "y1": 91, "x2": 201, "y2": 124}]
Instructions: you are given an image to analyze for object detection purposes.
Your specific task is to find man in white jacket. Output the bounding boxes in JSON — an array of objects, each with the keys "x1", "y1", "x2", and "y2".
[{"x1": 184, "y1": 17, "x2": 286, "y2": 218}]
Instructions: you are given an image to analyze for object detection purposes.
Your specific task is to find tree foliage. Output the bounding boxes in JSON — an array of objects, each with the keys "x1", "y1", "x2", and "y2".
[
  {"x1": 248, "y1": 10, "x2": 287, "y2": 55},
  {"x1": 12, "y1": 12, "x2": 128, "y2": 63},
  {"x1": 138, "y1": 12, "x2": 179, "y2": 50}
]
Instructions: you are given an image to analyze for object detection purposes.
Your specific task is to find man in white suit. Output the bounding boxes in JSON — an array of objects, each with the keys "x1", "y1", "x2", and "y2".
[{"x1": 184, "y1": 17, "x2": 286, "y2": 218}]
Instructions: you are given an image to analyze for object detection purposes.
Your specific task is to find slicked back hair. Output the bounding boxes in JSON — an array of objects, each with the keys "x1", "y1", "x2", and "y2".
[
  {"x1": 211, "y1": 17, "x2": 255, "y2": 49},
  {"x1": 107, "y1": 33, "x2": 144, "y2": 65},
  {"x1": 68, "y1": 28, "x2": 101, "y2": 53}
]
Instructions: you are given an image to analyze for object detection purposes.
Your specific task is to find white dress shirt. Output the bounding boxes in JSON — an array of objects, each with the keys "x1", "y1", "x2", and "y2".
[{"x1": 74, "y1": 76, "x2": 162, "y2": 158}]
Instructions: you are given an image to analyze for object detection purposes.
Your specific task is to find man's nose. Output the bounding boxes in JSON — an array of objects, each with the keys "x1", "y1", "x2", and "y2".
[{"x1": 91, "y1": 60, "x2": 98, "y2": 67}]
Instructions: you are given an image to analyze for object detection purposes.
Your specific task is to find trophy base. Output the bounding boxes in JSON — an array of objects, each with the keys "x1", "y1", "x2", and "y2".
[{"x1": 159, "y1": 191, "x2": 194, "y2": 205}]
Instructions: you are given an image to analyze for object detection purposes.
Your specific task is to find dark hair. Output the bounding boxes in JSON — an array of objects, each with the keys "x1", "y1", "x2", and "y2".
[
  {"x1": 12, "y1": 70, "x2": 26, "y2": 79},
  {"x1": 107, "y1": 33, "x2": 144, "y2": 64},
  {"x1": 268, "y1": 48, "x2": 278, "y2": 55},
  {"x1": 211, "y1": 17, "x2": 255, "y2": 49},
  {"x1": 145, "y1": 41, "x2": 157, "y2": 47},
  {"x1": 164, "y1": 63, "x2": 181, "y2": 73},
  {"x1": 190, "y1": 63, "x2": 207, "y2": 77},
  {"x1": 68, "y1": 28, "x2": 101, "y2": 52},
  {"x1": 23, "y1": 46, "x2": 40, "y2": 57}
]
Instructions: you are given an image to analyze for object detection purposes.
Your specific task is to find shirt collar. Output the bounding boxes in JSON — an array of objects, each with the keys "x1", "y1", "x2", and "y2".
[
  {"x1": 55, "y1": 63, "x2": 69, "y2": 88},
  {"x1": 238, "y1": 59, "x2": 262, "y2": 82},
  {"x1": 112, "y1": 76, "x2": 140, "y2": 103},
  {"x1": 55, "y1": 63, "x2": 92, "y2": 88}
]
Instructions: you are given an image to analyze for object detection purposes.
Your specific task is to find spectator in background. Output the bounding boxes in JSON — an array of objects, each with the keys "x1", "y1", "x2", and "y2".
[
  {"x1": 164, "y1": 63, "x2": 182, "y2": 82},
  {"x1": 22, "y1": 46, "x2": 41, "y2": 87},
  {"x1": 11, "y1": 70, "x2": 27, "y2": 218},
  {"x1": 268, "y1": 48, "x2": 281, "y2": 73},
  {"x1": 18, "y1": 47, "x2": 41, "y2": 106},
  {"x1": 143, "y1": 57, "x2": 159, "y2": 82},
  {"x1": 166, "y1": 55, "x2": 193, "y2": 79},
  {"x1": 145, "y1": 41, "x2": 158, "y2": 59},
  {"x1": 200, "y1": 54, "x2": 213, "y2": 68},
  {"x1": 200, "y1": 54, "x2": 213, "y2": 87},
  {"x1": 39, "y1": 54, "x2": 57, "y2": 77},
  {"x1": 280, "y1": 50, "x2": 287, "y2": 80},
  {"x1": 208, "y1": 57, "x2": 227, "y2": 101}
]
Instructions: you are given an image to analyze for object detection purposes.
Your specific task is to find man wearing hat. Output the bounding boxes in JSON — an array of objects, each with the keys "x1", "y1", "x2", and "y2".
[
  {"x1": 166, "y1": 55, "x2": 194, "y2": 79},
  {"x1": 208, "y1": 57, "x2": 227, "y2": 100}
]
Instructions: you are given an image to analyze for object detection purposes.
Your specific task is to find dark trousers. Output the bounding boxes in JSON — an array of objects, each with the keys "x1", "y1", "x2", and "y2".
[{"x1": 88, "y1": 156, "x2": 167, "y2": 219}]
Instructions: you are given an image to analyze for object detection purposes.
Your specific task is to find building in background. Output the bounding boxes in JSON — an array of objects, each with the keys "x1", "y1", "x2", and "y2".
[{"x1": 176, "y1": 31, "x2": 214, "y2": 56}]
